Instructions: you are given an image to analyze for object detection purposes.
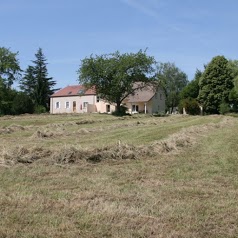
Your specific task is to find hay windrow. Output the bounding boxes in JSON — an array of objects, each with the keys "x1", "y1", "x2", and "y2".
[
  {"x1": 1, "y1": 117, "x2": 235, "y2": 166},
  {"x1": 1, "y1": 146, "x2": 52, "y2": 165},
  {"x1": 31, "y1": 129, "x2": 65, "y2": 139}
]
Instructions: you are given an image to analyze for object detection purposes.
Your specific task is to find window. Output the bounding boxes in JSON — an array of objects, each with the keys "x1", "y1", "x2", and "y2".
[
  {"x1": 160, "y1": 94, "x2": 162, "y2": 100},
  {"x1": 96, "y1": 96, "x2": 100, "y2": 102},
  {"x1": 83, "y1": 102, "x2": 88, "y2": 108},
  {"x1": 132, "y1": 105, "x2": 139, "y2": 112},
  {"x1": 56, "y1": 102, "x2": 60, "y2": 109},
  {"x1": 106, "y1": 104, "x2": 110, "y2": 113},
  {"x1": 65, "y1": 101, "x2": 70, "y2": 109}
]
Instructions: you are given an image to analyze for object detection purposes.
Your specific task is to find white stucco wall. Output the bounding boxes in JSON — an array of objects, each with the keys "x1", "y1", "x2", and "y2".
[
  {"x1": 50, "y1": 95, "x2": 116, "y2": 114},
  {"x1": 124, "y1": 87, "x2": 166, "y2": 114},
  {"x1": 151, "y1": 88, "x2": 166, "y2": 113}
]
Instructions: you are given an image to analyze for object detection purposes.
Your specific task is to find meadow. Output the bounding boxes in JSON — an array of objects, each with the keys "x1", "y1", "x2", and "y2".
[{"x1": 0, "y1": 113, "x2": 238, "y2": 237}]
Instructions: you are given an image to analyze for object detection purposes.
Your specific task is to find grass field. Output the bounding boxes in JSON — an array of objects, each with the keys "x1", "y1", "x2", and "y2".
[{"x1": 0, "y1": 113, "x2": 238, "y2": 237}]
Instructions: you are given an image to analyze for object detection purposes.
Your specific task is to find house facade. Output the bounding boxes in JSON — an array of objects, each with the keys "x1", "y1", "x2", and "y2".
[
  {"x1": 50, "y1": 85, "x2": 115, "y2": 114},
  {"x1": 123, "y1": 86, "x2": 165, "y2": 114},
  {"x1": 50, "y1": 84, "x2": 165, "y2": 114}
]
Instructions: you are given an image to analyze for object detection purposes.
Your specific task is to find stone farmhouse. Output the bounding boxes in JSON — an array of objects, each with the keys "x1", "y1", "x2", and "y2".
[{"x1": 50, "y1": 84, "x2": 165, "y2": 114}]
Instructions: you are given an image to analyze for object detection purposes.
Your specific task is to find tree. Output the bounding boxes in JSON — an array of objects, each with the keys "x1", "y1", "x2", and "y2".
[
  {"x1": 178, "y1": 98, "x2": 201, "y2": 115},
  {"x1": 198, "y1": 56, "x2": 233, "y2": 114},
  {"x1": 228, "y1": 60, "x2": 238, "y2": 111},
  {"x1": 78, "y1": 50, "x2": 155, "y2": 114},
  {"x1": 0, "y1": 47, "x2": 21, "y2": 87},
  {"x1": 11, "y1": 92, "x2": 34, "y2": 115},
  {"x1": 0, "y1": 78, "x2": 17, "y2": 115},
  {"x1": 155, "y1": 62, "x2": 188, "y2": 113},
  {"x1": 179, "y1": 69, "x2": 202, "y2": 100},
  {"x1": 20, "y1": 48, "x2": 56, "y2": 111}
]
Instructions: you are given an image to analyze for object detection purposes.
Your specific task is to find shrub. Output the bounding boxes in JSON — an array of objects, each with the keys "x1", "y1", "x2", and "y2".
[
  {"x1": 179, "y1": 98, "x2": 201, "y2": 115},
  {"x1": 34, "y1": 105, "x2": 47, "y2": 114},
  {"x1": 219, "y1": 102, "x2": 230, "y2": 115},
  {"x1": 112, "y1": 105, "x2": 128, "y2": 116}
]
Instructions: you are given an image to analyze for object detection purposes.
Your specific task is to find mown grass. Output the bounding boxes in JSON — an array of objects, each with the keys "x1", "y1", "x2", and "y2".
[{"x1": 0, "y1": 114, "x2": 238, "y2": 237}]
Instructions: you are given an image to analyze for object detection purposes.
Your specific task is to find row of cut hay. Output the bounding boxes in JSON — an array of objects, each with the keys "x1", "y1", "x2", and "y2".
[
  {"x1": 0, "y1": 117, "x2": 234, "y2": 166},
  {"x1": 0, "y1": 124, "x2": 25, "y2": 134}
]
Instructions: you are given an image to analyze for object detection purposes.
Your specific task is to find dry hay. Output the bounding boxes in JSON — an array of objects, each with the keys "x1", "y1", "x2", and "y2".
[
  {"x1": 31, "y1": 128, "x2": 65, "y2": 139},
  {"x1": 1, "y1": 117, "x2": 235, "y2": 166},
  {"x1": 78, "y1": 128, "x2": 90, "y2": 134},
  {"x1": 75, "y1": 119, "x2": 95, "y2": 125},
  {"x1": 0, "y1": 124, "x2": 25, "y2": 135},
  {"x1": 1, "y1": 146, "x2": 52, "y2": 165},
  {"x1": 0, "y1": 127, "x2": 14, "y2": 135}
]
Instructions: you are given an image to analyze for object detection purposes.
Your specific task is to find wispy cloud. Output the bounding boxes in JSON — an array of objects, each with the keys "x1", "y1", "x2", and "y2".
[{"x1": 120, "y1": 0, "x2": 159, "y2": 20}]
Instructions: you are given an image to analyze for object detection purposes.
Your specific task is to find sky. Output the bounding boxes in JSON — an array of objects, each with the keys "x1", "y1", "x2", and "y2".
[{"x1": 1, "y1": 0, "x2": 238, "y2": 89}]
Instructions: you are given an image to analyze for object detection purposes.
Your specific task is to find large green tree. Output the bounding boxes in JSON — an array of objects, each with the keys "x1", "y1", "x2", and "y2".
[
  {"x1": 198, "y1": 56, "x2": 233, "y2": 114},
  {"x1": 20, "y1": 48, "x2": 56, "y2": 111},
  {"x1": 228, "y1": 60, "x2": 238, "y2": 111},
  {"x1": 78, "y1": 50, "x2": 155, "y2": 113},
  {"x1": 155, "y1": 62, "x2": 188, "y2": 113},
  {"x1": 0, "y1": 47, "x2": 22, "y2": 115},
  {"x1": 180, "y1": 69, "x2": 202, "y2": 100},
  {"x1": 0, "y1": 47, "x2": 21, "y2": 87}
]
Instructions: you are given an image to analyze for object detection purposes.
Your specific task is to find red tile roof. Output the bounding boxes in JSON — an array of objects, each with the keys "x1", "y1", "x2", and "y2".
[{"x1": 51, "y1": 85, "x2": 96, "y2": 97}]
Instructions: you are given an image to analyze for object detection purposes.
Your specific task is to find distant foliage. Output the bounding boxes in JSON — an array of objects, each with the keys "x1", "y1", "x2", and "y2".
[
  {"x1": 156, "y1": 62, "x2": 188, "y2": 113},
  {"x1": 34, "y1": 105, "x2": 47, "y2": 114},
  {"x1": 198, "y1": 56, "x2": 233, "y2": 114},
  {"x1": 180, "y1": 69, "x2": 202, "y2": 100},
  {"x1": 20, "y1": 48, "x2": 56, "y2": 112},
  {"x1": 0, "y1": 47, "x2": 21, "y2": 87},
  {"x1": 219, "y1": 102, "x2": 231, "y2": 115},
  {"x1": 179, "y1": 98, "x2": 201, "y2": 115}
]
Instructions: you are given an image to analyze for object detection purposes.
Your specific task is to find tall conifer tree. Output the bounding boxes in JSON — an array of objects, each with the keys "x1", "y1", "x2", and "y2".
[{"x1": 20, "y1": 48, "x2": 56, "y2": 111}]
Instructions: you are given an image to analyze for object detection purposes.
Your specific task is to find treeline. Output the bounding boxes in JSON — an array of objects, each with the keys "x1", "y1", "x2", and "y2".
[
  {"x1": 179, "y1": 56, "x2": 238, "y2": 115},
  {"x1": 1, "y1": 47, "x2": 238, "y2": 116},
  {"x1": 0, "y1": 47, "x2": 56, "y2": 115}
]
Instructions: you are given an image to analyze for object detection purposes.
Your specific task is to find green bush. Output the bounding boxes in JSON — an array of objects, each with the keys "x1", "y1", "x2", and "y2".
[
  {"x1": 219, "y1": 102, "x2": 230, "y2": 115},
  {"x1": 179, "y1": 98, "x2": 201, "y2": 115},
  {"x1": 34, "y1": 105, "x2": 47, "y2": 114},
  {"x1": 112, "y1": 105, "x2": 128, "y2": 116}
]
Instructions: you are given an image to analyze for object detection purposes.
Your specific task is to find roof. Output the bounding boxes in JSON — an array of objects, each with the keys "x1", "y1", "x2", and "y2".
[
  {"x1": 51, "y1": 85, "x2": 96, "y2": 97},
  {"x1": 126, "y1": 86, "x2": 155, "y2": 103}
]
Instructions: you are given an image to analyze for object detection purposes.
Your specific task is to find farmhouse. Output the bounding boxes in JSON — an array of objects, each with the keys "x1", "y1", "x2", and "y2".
[
  {"x1": 123, "y1": 84, "x2": 166, "y2": 114},
  {"x1": 50, "y1": 85, "x2": 116, "y2": 114},
  {"x1": 50, "y1": 84, "x2": 165, "y2": 114}
]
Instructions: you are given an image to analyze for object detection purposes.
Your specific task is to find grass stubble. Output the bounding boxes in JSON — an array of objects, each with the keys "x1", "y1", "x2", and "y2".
[{"x1": 0, "y1": 114, "x2": 238, "y2": 237}]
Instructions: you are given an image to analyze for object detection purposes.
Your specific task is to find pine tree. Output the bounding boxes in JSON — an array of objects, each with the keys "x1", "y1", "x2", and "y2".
[{"x1": 20, "y1": 48, "x2": 56, "y2": 111}]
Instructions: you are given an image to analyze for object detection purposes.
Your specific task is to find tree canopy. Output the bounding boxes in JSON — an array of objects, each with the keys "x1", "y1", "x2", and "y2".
[
  {"x1": 180, "y1": 69, "x2": 202, "y2": 100},
  {"x1": 78, "y1": 50, "x2": 155, "y2": 113},
  {"x1": 20, "y1": 48, "x2": 56, "y2": 111},
  {"x1": 198, "y1": 55, "x2": 233, "y2": 114},
  {"x1": 155, "y1": 62, "x2": 188, "y2": 113},
  {"x1": 0, "y1": 47, "x2": 21, "y2": 87}
]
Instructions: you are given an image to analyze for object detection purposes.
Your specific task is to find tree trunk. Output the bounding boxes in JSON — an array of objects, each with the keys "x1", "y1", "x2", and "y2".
[{"x1": 116, "y1": 101, "x2": 121, "y2": 114}]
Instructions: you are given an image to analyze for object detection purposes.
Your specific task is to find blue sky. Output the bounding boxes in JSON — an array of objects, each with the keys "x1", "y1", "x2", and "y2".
[{"x1": 1, "y1": 0, "x2": 238, "y2": 89}]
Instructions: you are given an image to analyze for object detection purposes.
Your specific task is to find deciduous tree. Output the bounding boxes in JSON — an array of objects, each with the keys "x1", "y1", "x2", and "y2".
[
  {"x1": 78, "y1": 50, "x2": 155, "y2": 114},
  {"x1": 198, "y1": 56, "x2": 233, "y2": 114},
  {"x1": 0, "y1": 47, "x2": 21, "y2": 87},
  {"x1": 155, "y1": 62, "x2": 188, "y2": 113}
]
